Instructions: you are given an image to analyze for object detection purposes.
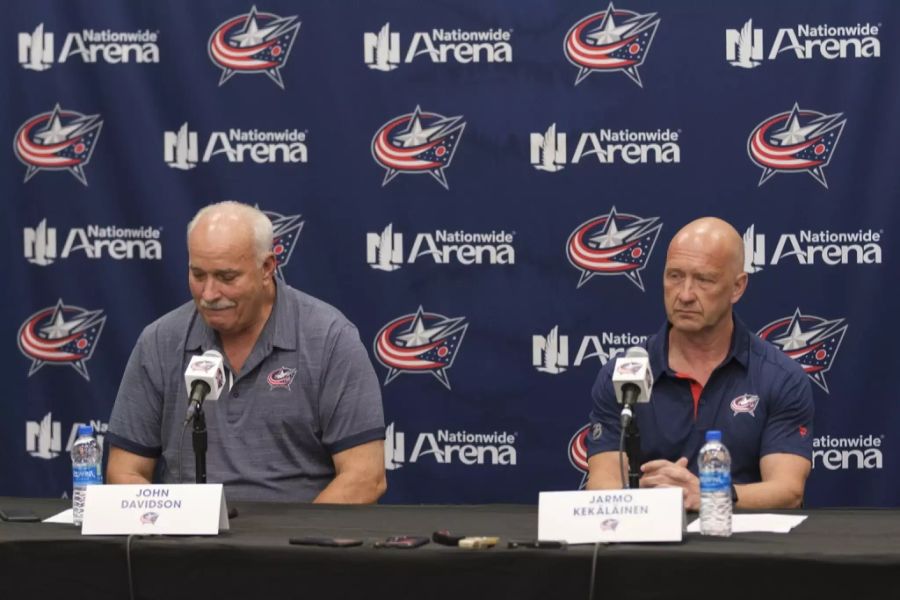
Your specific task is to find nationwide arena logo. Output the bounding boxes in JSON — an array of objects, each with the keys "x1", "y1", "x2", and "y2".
[
  {"x1": 371, "y1": 106, "x2": 466, "y2": 190},
  {"x1": 742, "y1": 224, "x2": 882, "y2": 273},
  {"x1": 530, "y1": 123, "x2": 681, "y2": 171},
  {"x1": 18, "y1": 299, "x2": 107, "y2": 381},
  {"x1": 366, "y1": 223, "x2": 515, "y2": 270},
  {"x1": 747, "y1": 103, "x2": 846, "y2": 188},
  {"x1": 374, "y1": 306, "x2": 468, "y2": 389},
  {"x1": 163, "y1": 122, "x2": 308, "y2": 167},
  {"x1": 23, "y1": 219, "x2": 163, "y2": 266},
  {"x1": 18, "y1": 22, "x2": 160, "y2": 71},
  {"x1": 260, "y1": 207, "x2": 304, "y2": 279},
  {"x1": 208, "y1": 6, "x2": 300, "y2": 89},
  {"x1": 14, "y1": 104, "x2": 103, "y2": 186},
  {"x1": 384, "y1": 423, "x2": 517, "y2": 470},
  {"x1": 726, "y1": 18, "x2": 880, "y2": 69},
  {"x1": 813, "y1": 433, "x2": 884, "y2": 471},
  {"x1": 25, "y1": 414, "x2": 108, "y2": 460},
  {"x1": 569, "y1": 424, "x2": 591, "y2": 489},
  {"x1": 564, "y1": 3, "x2": 660, "y2": 87},
  {"x1": 566, "y1": 207, "x2": 662, "y2": 291},
  {"x1": 533, "y1": 326, "x2": 648, "y2": 374},
  {"x1": 364, "y1": 22, "x2": 513, "y2": 71},
  {"x1": 757, "y1": 308, "x2": 848, "y2": 393}
]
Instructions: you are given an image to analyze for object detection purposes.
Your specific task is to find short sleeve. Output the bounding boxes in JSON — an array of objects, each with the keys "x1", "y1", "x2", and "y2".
[
  {"x1": 317, "y1": 324, "x2": 385, "y2": 455},
  {"x1": 760, "y1": 369, "x2": 814, "y2": 460},
  {"x1": 586, "y1": 360, "x2": 623, "y2": 457},
  {"x1": 106, "y1": 326, "x2": 165, "y2": 458}
]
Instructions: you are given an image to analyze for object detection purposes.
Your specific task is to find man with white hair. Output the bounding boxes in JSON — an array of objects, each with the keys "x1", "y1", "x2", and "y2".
[{"x1": 107, "y1": 201, "x2": 386, "y2": 503}]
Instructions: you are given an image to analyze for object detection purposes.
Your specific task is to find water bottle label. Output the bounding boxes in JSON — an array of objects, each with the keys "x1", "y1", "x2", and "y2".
[
  {"x1": 699, "y1": 471, "x2": 731, "y2": 493},
  {"x1": 73, "y1": 464, "x2": 102, "y2": 486}
]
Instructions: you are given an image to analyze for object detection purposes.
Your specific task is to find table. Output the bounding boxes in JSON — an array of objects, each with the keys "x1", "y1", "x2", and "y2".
[{"x1": 1, "y1": 497, "x2": 899, "y2": 600}]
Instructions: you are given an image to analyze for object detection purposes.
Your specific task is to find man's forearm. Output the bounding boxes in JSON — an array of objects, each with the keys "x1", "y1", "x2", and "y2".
[
  {"x1": 313, "y1": 472, "x2": 386, "y2": 504},
  {"x1": 734, "y1": 481, "x2": 804, "y2": 509},
  {"x1": 586, "y1": 451, "x2": 629, "y2": 490},
  {"x1": 106, "y1": 471, "x2": 152, "y2": 485}
]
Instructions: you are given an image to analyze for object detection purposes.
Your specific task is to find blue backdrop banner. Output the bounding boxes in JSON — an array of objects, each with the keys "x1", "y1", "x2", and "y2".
[{"x1": 2, "y1": 0, "x2": 898, "y2": 506}]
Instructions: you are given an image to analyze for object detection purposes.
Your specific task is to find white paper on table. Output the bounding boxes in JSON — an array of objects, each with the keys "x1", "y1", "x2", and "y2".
[
  {"x1": 43, "y1": 508, "x2": 74, "y2": 524},
  {"x1": 687, "y1": 514, "x2": 807, "y2": 534}
]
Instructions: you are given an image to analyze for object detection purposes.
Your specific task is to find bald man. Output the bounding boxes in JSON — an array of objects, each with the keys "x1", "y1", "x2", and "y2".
[
  {"x1": 585, "y1": 217, "x2": 813, "y2": 510},
  {"x1": 107, "y1": 201, "x2": 386, "y2": 503}
]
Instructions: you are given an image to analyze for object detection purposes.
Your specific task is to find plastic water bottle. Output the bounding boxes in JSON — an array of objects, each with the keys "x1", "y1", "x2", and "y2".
[
  {"x1": 698, "y1": 430, "x2": 732, "y2": 537},
  {"x1": 72, "y1": 425, "x2": 103, "y2": 526}
]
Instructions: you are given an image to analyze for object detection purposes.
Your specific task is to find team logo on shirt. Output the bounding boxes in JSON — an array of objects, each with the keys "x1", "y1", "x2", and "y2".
[
  {"x1": 259, "y1": 208, "x2": 304, "y2": 280},
  {"x1": 267, "y1": 366, "x2": 297, "y2": 390},
  {"x1": 14, "y1": 104, "x2": 103, "y2": 186},
  {"x1": 208, "y1": 6, "x2": 301, "y2": 89},
  {"x1": 371, "y1": 105, "x2": 466, "y2": 190},
  {"x1": 140, "y1": 512, "x2": 160, "y2": 525},
  {"x1": 568, "y1": 424, "x2": 591, "y2": 489},
  {"x1": 564, "y1": 3, "x2": 660, "y2": 87},
  {"x1": 567, "y1": 207, "x2": 662, "y2": 291},
  {"x1": 747, "y1": 103, "x2": 846, "y2": 189},
  {"x1": 730, "y1": 393, "x2": 760, "y2": 417},
  {"x1": 17, "y1": 299, "x2": 106, "y2": 381},
  {"x1": 757, "y1": 308, "x2": 848, "y2": 393},
  {"x1": 373, "y1": 306, "x2": 468, "y2": 390}
]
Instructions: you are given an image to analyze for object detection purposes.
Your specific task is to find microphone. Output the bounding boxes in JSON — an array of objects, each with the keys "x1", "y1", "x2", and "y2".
[
  {"x1": 612, "y1": 346, "x2": 653, "y2": 428},
  {"x1": 184, "y1": 350, "x2": 225, "y2": 424}
]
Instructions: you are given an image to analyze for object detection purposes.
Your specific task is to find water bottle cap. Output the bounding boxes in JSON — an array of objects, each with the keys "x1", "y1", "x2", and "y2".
[
  {"x1": 705, "y1": 430, "x2": 722, "y2": 442},
  {"x1": 77, "y1": 425, "x2": 94, "y2": 437}
]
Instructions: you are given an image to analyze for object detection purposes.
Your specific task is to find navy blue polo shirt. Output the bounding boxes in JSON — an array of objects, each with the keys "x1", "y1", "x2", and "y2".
[{"x1": 586, "y1": 316, "x2": 814, "y2": 484}]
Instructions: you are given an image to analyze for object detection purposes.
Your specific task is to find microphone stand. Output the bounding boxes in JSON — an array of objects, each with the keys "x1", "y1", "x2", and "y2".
[
  {"x1": 191, "y1": 406, "x2": 207, "y2": 484},
  {"x1": 624, "y1": 417, "x2": 641, "y2": 489}
]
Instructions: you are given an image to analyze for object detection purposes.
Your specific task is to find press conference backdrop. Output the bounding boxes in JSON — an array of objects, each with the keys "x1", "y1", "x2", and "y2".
[{"x1": 3, "y1": 0, "x2": 898, "y2": 506}]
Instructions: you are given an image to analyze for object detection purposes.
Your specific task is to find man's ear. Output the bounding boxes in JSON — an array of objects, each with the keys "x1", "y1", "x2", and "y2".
[
  {"x1": 731, "y1": 271, "x2": 748, "y2": 305},
  {"x1": 262, "y1": 253, "x2": 276, "y2": 281}
]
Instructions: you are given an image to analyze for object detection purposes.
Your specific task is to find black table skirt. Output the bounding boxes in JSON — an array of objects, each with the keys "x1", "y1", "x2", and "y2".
[{"x1": 2, "y1": 497, "x2": 899, "y2": 600}]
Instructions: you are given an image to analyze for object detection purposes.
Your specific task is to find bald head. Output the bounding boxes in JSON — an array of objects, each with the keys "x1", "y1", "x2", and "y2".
[
  {"x1": 667, "y1": 217, "x2": 744, "y2": 275},
  {"x1": 187, "y1": 201, "x2": 273, "y2": 265},
  {"x1": 663, "y1": 217, "x2": 748, "y2": 338}
]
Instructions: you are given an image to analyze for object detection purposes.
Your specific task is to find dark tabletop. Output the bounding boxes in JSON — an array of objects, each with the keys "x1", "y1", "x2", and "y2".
[{"x1": 2, "y1": 497, "x2": 899, "y2": 600}]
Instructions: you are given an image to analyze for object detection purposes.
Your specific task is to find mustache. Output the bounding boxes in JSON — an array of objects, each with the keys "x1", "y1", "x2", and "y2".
[{"x1": 200, "y1": 299, "x2": 237, "y2": 310}]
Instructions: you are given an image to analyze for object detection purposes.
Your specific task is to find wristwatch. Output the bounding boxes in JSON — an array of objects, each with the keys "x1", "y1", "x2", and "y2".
[{"x1": 731, "y1": 483, "x2": 739, "y2": 504}]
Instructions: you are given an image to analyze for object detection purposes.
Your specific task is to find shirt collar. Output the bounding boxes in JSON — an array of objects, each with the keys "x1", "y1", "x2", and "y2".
[
  {"x1": 269, "y1": 282, "x2": 296, "y2": 350},
  {"x1": 184, "y1": 282, "x2": 296, "y2": 352},
  {"x1": 648, "y1": 313, "x2": 751, "y2": 379}
]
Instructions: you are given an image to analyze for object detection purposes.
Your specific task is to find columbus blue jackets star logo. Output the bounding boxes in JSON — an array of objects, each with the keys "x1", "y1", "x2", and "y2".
[
  {"x1": 568, "y1": 424, "x2": 591, "y2": 489},
  {"x1": 267, "y1": 366, "x2": 297, "y2": 390},
  {"x1": 259, "y1": 207, "x2": 304, "y2": 280},
  {"x1": 564, "y1": 3, "x2": 660, "y2": 87},
  {"x1": 371, "y1": 105, "x2": 466, "y2": 190},
  {"x1": 208, "y1": 6, "x2": 301, "y2": 89},
  {"x1": 567, "y1": 207, "x2": 662, "y2": 291},
  {"x1": 748, "y1": 103, "x2": 846, "y2": 189},
  {"x1": 374, "y1": 306, "x2": 468, "y2": 390},
  {"x1": 14, "y1": 104, "x2": 103, "y2": 186},
  {"x1": 758, "y1": 308, "x2": 848, "y2": 393},
  {"x1": 18, "y1": 299, "x2": 107, "y2": 381}
]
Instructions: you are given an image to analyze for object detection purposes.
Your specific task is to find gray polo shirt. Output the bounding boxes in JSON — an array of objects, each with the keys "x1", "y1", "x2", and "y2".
[{"x1": 107, "y1": 283, "x2": 385, "y2": 502}]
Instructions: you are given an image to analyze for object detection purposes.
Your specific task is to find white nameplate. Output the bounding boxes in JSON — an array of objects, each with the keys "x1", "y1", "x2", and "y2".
[
  {"x1": 81, "y1": 484, "x2": 229, "y2": 535},
  {"x1": 538, "y1": 488, "x2": 683, "y2": 544}
]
